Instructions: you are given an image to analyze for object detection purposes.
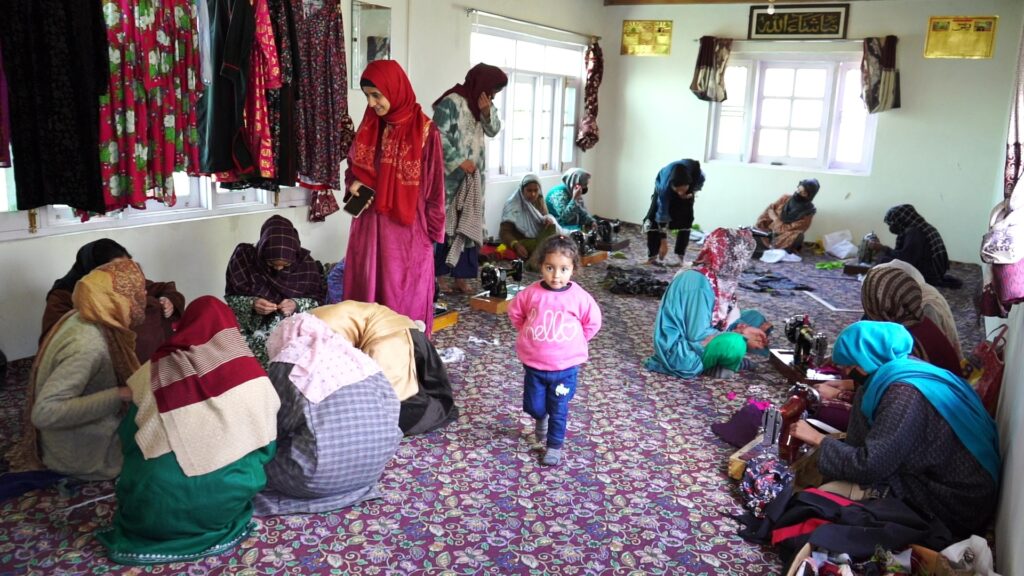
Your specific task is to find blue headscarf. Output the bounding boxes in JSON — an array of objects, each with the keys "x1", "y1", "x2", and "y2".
[
  {"x1": 832, "y1": 321, "x2": 1001, "y2": 482},
  {"x1": 655, "y1": 159, "x2": 704, "y2": 223}
]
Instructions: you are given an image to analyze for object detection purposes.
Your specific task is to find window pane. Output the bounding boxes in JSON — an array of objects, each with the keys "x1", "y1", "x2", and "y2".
[
  {"x1": 763, "y1": 68, "x2": 794, "y2": 97},
  {"x1": 716, "y1": 117, "x2": 745, "y2": 154},
  {"x1": 0, "y1": 167, "x2": 15, "y2": 212},
  {"x1": 470, "y1": 33, "x2": 515, "y2": 68},
  {"x1": 791, "y1": 100, "x2": 823, "y2": 129},
  {"x1": 561, "y1": 126, "x2": 574, "y2": 164},
  {"x1": 546, "y1": 46, "x2": 583, "y2": 76},
  {"x1": 789, "y1": 130, "x2": 819, "y2": 158},
  {"x1": 537, "y1": 79, "x2": 555, "y2": 171},
  {"x1": 760, "y1": 98, "x2": 792, "y2": 127},
  {"x1": 835, "y1": 68, "x2": 867, "y2": 163},
  {"x1": 563, "y1": 87, "x2": 576, "y2": 124},
  {"x1": 724, "y1": 66, "x2": 749, "y2": 103},
  {"x1": 758, "y1": 129, "x2": 788, "y2": 156},
  {"x1": 515, "y1": 40, "x2": 546, "y2": 72},
  {"x1": 511, "y1": 139, "x2": 531, "y2": 172},
  {"x1": 794, "y1": 69, "x2": 827, "y2": 98}
]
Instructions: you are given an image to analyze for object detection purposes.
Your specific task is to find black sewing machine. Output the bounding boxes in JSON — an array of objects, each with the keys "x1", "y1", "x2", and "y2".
[
  {"x1": 479, "y1": 259, "x2": 524, "y2": 299},
  {"x1": 783, "y1": 315, "x2": 829, "y2": 371},
  {"x1": 570, "y1": 229, "x2": 597, "y2": 257},
  {"x1": 593, "y1": 217, "x2": 630, "y2": 251}
]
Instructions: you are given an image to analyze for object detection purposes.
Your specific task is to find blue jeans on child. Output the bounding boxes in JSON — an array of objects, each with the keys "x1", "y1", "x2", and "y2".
[{"x1": 522, "y1": 365, "x2": 580, "y2": 449}]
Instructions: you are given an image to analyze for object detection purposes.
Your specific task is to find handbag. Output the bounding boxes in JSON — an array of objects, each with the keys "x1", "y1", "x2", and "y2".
[
  {"x1": 978, "y1": 281, "x2": 1010, "y2": 318},
  {"x1": 308, "y1": 189, "x2": 341, "y2": 222},
  {"x1": 992, "y1": 259, "x2": 1024, "y2": 305},
  {"x1": 965, "y1": 324, "x2": 1008, "y2": 417}
]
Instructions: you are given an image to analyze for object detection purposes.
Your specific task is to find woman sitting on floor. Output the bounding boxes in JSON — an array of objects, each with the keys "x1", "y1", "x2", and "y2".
[
  {"x1": 545, "y1": 168, "x2": 595, "y2": 231},
  {"x1": 226, "y1": 215, "x2": 325, "y2": 366},
  {"x1": 861, "y1": 265, "x2": 962, "y2": 375},
  {"x1": 869, "y1": 204, "x2": 959, "y2": 287},
  {"x1": 753, "y1": 178, "x2": 820, "y2": 253},
  {"x1": 500, "y1": 174, "x2": 560, "y2": 262},
  {"x1": 789, "y1": 320, "x2": 1000, "y2": 539},
  {"x1": 641, "y1": 159, "x2": 705, "y2": 267},
  {"x1": 8, "y1": 260, "x2": 147, "y2": 480},
  {"x1": 41, "y1": 238, "x2": 185, "y2": 362},
  {"x1": 871, "y1": 259, "x2": 961, "y2": 357},
  {"x1": 255, "y1": 312, "x2": 403, "y2": 515},
  {"x1": 310, "y1": 301, "x2": 459, "y2": 435},
  {"x1": 645, "y1": 228, "x2": 770, "y2": 379},
  {"x1": 96, "y1": 297, "x2": 278, "y2": 565}
]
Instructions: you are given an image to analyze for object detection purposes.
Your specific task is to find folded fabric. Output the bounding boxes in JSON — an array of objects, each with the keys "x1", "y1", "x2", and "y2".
[
  {"x1": 712, "y1": 402, "x2": 765, "y2": 448},
  {"x1": 815, "y1": 261, "x2": 845, "y2": 270}
]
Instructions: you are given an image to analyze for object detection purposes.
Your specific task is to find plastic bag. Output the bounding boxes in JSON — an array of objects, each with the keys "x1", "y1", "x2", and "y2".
[
  {"x1": 941, "y1": 535, "x2": 1000, "y2": 576},
  {"x1": 822, "y1": 230, "x2": 858, "y2": 259}
]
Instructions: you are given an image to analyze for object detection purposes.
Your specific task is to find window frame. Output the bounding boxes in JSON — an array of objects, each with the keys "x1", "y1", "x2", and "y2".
[
  {"x1": 707, "y1": 51, "x2": 877, "y2": 174},
  {"x1": 469, "y1": 27, "x2": 585, "y2": 180}
]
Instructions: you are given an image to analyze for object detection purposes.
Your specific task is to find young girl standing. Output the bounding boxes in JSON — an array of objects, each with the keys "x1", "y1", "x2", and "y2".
[{"x1": 508, "y1": 236, "x2": 602, "y2": 465}]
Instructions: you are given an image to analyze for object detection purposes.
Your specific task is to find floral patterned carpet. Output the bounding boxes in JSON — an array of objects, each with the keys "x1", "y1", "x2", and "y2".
[{"x1": 0, "y1": 226, "x2": 983, "y2": 575}]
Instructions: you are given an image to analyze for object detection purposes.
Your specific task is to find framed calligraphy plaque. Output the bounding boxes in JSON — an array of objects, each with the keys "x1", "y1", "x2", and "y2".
[{"x1": 747, "y1": 4, "x2": 849, "y2": 40}]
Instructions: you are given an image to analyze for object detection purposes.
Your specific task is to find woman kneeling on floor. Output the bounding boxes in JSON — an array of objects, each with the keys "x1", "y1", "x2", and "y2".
[
  {"x1": 96, "y1": 296, "x2": 279, "y2": 565},
  {"x1": 645, "y1": 228, "x2": 770, "y2": 379},
  {"x1": 254, "y1": 312, "x2": 403, "y2": 515}
]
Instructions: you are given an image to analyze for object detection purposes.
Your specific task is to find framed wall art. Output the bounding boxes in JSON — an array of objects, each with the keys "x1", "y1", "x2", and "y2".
[
  {"x1": 747, "y1": 4, "x2": 849, "y2": 41},
  {"x1": 924, "y1": 16, "x2": 998, "y2": 59}
]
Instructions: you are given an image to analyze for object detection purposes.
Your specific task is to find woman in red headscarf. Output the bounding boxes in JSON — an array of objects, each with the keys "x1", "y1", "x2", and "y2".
[{"x1": 344, "y1": 60, "x2": 446, "y2": 333}]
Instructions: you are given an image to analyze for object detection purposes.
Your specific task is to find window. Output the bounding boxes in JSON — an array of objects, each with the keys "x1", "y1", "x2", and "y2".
[
  {"x1": 470, "y1": 28, "x2": 584, "y2": 178},
  {"x1": 709, "y1": 54, "x2": 876, "y2": 173}
]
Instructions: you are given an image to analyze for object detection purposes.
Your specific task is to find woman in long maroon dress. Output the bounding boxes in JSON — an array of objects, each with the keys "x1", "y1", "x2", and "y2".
[{"x1": 343, "y1": 60, "x2": 445, "y2": 333}]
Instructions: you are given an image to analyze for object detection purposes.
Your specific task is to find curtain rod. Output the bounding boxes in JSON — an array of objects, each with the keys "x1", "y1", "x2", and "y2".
[
  {"x1": 465, "y1": 8, "x2": 601, "y2": 42},
  {"x1": 696, "y1": 38, "x2": 863, "y2": 44}
]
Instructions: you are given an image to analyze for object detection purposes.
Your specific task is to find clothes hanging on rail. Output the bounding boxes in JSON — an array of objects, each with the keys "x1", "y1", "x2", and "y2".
[{"x1": 0, "y1": 0, "x2": 109, "y2": 213}]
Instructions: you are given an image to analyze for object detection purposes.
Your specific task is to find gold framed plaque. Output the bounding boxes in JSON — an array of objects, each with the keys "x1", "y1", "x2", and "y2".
[
  {"x1": 924, "y1": 16, "x2": 998, "y2": 59},
  {"x1": 621, "y1": 20, "x2": 672, "y2": 56}
]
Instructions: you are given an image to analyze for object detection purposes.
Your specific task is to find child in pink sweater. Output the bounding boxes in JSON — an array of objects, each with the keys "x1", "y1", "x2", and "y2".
[{"x1": 508, "y1": 235, "x2": 602, "y2": 465}]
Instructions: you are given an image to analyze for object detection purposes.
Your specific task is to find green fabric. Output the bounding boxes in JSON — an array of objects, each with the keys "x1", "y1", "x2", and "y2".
[
  {"x1": 225, "y1": 295, "x2": 318, "y2": 367},
  {"x1": 521, "y1": 224, "x2": 559, "y2": 271},
  {"x1": 432, "y1": 94, "x2": 500, "y2": 204},
  {"x1": 545, "y1": 184, "x2": 594, "y2": 229},
  {"x1": 701, "y1": 332, "x2": 747, "y2": 372},
  {"x1": 96, "y1": 405, "x2": 275, "y2": 565},
  {"x1": 815, "y1": 260, "x2": 844, "y2": 270}
]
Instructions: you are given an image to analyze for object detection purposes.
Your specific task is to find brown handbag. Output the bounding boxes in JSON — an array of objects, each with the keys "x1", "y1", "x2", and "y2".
[{"x1": 966, "y1": 325, "x2": 1008, "y2": 416}]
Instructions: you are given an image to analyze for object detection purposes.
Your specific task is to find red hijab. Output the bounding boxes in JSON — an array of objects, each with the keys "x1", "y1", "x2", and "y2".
[
  {"x1": 350, "y1": 60, "x2": 429, "y2": 226},
  {"x1": 433, "y1": 63, "x2": 508, "y2": 121}
]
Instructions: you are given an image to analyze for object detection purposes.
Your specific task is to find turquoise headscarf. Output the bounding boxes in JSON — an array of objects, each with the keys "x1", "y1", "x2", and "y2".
[{"x1": 832, "y1": 321, "x2": 1001, "y2": 482}]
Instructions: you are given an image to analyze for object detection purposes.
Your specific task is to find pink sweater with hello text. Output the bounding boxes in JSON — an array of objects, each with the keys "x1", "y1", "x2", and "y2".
[{"x1": 507, "y1": 281, "x2": 602, "y2": 371}]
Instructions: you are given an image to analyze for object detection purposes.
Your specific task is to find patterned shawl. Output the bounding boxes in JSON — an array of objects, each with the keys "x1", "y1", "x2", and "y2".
[
  {"x1": 267, "y1": 312, "x2": 383, "y2": 404},
  {"x1": 432, "y1": 63, "x2": 507, "y2": 121},
  {"x1": 884, "y1": 204, "x2": 948, "y2": 276},
  {"x1": 832, "y1": 321, "x2": 1000, "y2": 482},
  {"x1": 501, "y1": 174, "x2": 548, "y2": 239},
  {"x1": 780, "y1": 179, "x2": 820, "y2": 224},
  {"x1": 131, "y1": 296, "x2": 279, "y2": 477},
  {"x1": 693, "y1": 228, "x2": 755, "y2": 329},
  {"x1": 7, "y1": 259, "x2": 146, "y2": 472},
  {"x1": 350, "y1": 60, "x2": 430, "y2": 226},
  {"x1": 225, "y1": 215, "x2": 324, "y2": 302}
]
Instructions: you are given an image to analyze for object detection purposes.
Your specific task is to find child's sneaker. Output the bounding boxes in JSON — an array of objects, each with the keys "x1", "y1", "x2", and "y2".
[
  {"x1": 534, "y1": 416, "x2": 548, "y2": 441},
  {"x1": 542, "y1": 447, "x2": 562, "y2": 466}
]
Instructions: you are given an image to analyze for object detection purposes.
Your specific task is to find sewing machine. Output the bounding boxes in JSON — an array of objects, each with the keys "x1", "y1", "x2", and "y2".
[
  {"x1": 594, "y1": 217, "x2": 630, "y2": 251},
  {"x1": 783, "y1": 315, "x2": 829, "y2": 371},
  {"x1": 471, "y1": 260, "x2": 525, "y2": 314}
]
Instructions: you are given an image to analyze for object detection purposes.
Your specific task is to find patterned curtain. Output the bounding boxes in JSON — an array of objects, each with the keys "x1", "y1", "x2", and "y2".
[
  {"x1": 861, "y1": 36, "x2": 901, "y2": 113},
  {"x1": 690, "y1": 36, "x2": 732, "y2": 103},
  {"x1": 1006, "y1": 25, "x2": 1024, "y2": 199},
  {"x1": 575, "y1": 41, "x2": 603, "y2": 152}
]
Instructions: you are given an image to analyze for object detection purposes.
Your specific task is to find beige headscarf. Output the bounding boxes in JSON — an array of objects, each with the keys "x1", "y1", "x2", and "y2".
[
  {"x1": 7, "y1": 259, "x2": 146, "y2": 472},
  {"x1": 873, "y1": 260, "x2": 961, "y2": 357}
]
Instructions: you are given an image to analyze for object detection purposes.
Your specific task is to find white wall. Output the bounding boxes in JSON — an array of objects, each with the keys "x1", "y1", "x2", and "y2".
[{"x1": 590, "y1": 0, "x2": 1023, "y2": 265}]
